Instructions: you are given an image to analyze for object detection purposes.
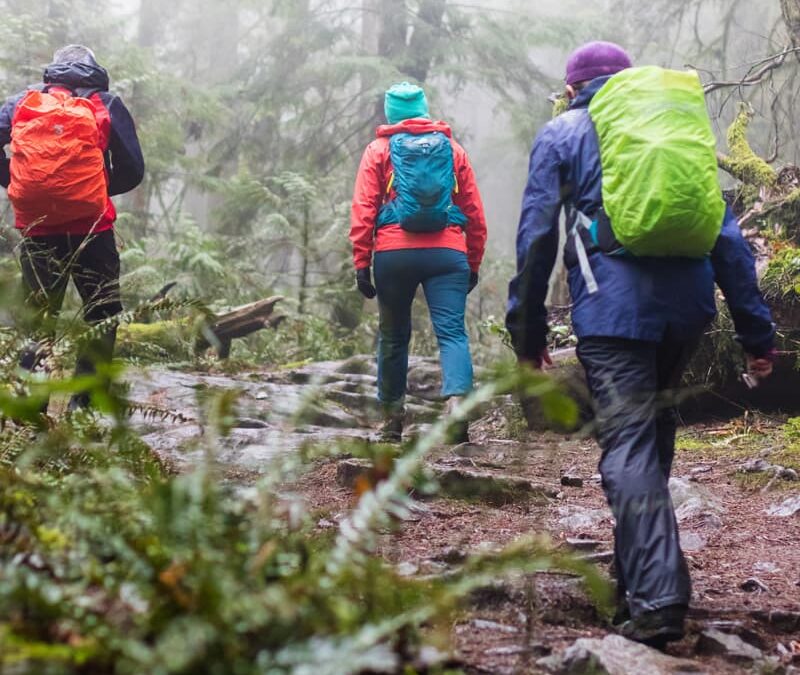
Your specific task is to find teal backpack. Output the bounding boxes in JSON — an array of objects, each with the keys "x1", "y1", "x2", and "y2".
[
  {"x1": 583, "y1": 66, "x2": 726, "y2": 258},
  {"x1": 377, "y1": 132, "x2": 466, "y2": 233}
]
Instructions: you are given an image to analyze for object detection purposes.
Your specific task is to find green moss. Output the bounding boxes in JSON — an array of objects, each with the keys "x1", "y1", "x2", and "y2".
[
  {"x1": 674, "y1": 435, "x2": 708, "y2": 452},
  {"x1": 718, "y1": 104, "x2": 777, "y2": 189},
  {"x1": 552, "y1": 95, "x2": 569, "y2": 118},
  {"x1": 762, "y1": 246, "x2": 800, "y2": 303}
]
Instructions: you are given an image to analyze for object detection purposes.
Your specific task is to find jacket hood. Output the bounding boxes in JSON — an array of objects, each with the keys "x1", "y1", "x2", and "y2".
[
  {"x1": 376, "y1": 118, "x2": 452, "y2": 138},
  {"x1": 571, "y1": 75, "x2": 613, "y2": 110},
  {"x1": 43, "y1": 61, "x2": 110, "y2": 93}
]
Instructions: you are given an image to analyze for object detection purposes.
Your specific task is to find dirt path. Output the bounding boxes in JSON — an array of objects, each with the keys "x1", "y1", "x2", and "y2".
[
  {"x1": 131, "y1": 359, "x2": 800, "y2": 672},
  {"x1": 294, "y1": 403, "x2": 800, "y2": 674}
]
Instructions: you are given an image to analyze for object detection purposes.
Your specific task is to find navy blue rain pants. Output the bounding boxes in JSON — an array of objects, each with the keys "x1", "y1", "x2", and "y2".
[
  {"x1": 373, "y1": 248, "x2": 473, "y2": 406},
  {"x1": 577, "y1": 334, "x2": 701, "y2": 617}
]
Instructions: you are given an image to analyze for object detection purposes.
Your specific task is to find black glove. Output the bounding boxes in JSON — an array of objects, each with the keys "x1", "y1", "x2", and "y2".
[
  {"x1": 468, "y1": 271, "x2": 479, "y2": 294},
  {"x1": 356, "y1": 267, "x2": 377, "y2": 299}
]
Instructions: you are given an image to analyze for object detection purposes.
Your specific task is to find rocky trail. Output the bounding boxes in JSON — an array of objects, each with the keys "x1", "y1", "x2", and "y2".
[{"x1": 128, "y1": 357, "x2": 800, "y2": 674}]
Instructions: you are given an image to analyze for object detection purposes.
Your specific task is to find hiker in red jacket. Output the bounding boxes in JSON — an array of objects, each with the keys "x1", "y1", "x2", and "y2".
[
  {"x1": 0, "y1": 45, "x2": 144, "y2": 414},
  {"x1": 350, "y1": 83, "x2": 487, "y2": 442}
]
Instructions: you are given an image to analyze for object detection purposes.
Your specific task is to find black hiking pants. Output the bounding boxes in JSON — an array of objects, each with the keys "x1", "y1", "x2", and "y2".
[
  {"x1": 18, "y1": 230, "x2": 123, "y2": 403},
  {"x1": 577, "y1": 334, "x2": 701, "y2": 618}
]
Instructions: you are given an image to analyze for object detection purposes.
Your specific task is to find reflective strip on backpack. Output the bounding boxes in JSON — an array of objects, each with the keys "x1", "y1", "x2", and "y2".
[{"x1": 572, "y1": 211, "x2": 599, "y2": 295}]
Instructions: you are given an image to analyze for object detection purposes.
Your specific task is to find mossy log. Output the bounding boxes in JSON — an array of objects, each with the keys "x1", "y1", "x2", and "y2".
[
  {"x1": 717, "y1": 103, "x2": 777, "y2": 189},
  {"x1": 118, "y1": 296, "x2": 284, "y2": 360}
]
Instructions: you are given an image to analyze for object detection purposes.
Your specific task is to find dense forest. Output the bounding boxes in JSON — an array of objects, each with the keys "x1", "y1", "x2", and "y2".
[{"x1": 1, "y1": 1, "x2": 800, "y2": 674}]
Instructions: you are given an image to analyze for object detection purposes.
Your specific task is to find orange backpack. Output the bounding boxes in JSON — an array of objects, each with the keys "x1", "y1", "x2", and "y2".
[{"x1": 9, "y1": 88, "x2": 109, "y2": 228}]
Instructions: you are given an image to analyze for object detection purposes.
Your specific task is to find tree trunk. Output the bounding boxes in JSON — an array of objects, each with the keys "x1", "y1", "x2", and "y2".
[
  {"x1": 298, "y1": 202, "x2": 311, "y2": 315},
  {"x1": 403, "y1": 0, "x2": 447, "y2": 83},
  {"x1": 782, "y1": 0, "x2": 800, "y2": 45}
]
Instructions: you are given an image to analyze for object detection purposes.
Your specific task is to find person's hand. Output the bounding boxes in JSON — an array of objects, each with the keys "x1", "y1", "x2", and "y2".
[
  {"x1": 520, "y1": 348, "x2": 553, "y2": 371},
  {"x1": 356, "y1": 267, "x2": 377, "y2": 299},
  {"x1": 468, "y1": 271, "x2": 479, "y2": 294},
  {"x1": 746, "y1": 353, "x2": 774, "y2": 382}
]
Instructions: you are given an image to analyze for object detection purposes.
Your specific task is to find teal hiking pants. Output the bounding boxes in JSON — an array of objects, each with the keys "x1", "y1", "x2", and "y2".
[{"x1": 373, "y1": 248, "x2": 473, "y2": 406}]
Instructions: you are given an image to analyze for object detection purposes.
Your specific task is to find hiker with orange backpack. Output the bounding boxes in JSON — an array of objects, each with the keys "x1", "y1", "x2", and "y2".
[
  {"x1": 507, "y1": 43, "x2": 775, "y2": 647},
  {"x1": 350, "y1": 83, "x2": 487, "y2": 443},
  {"x1": 0, "y1": 45, "x2": 144, "y2": 413}
]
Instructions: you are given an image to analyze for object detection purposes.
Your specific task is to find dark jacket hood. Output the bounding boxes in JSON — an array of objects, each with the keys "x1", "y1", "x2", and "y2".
[{"x1": 43, "y1": 61, "x2": 110, "y2": 93}]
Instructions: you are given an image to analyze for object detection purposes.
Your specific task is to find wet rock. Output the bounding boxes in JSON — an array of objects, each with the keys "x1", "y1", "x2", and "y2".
[
  {"x1": 679, "y1": 531, "x2": 708, "y2": 553},
  {"x1": 432, "y1": 547, "x2": 468, "y2": 565},
  {"x1": 433, "y1": 466, "x2": 557, "y2": 506},
  {"x1": 336, "y1": 458, "x2": 372, "y2": 488},
  {"x1": 556, "y1": 505, "x2": 610, "y2": 531},
  {"x1": 395, "y1": 561, "x2": 419, "y2": 577},
  {"x1": 741, "y1": 458, "x2": 774, "y2": 473},
  {"x1": 750, "y1": 610, "x2": 800, "y2": 633},
  {"x1": 233, "y1": 417, "x2": 270, "y2": 429},
  {"x1": 696, "y1": 628, "x2": 764, "y2": 663},
  {"x1": 469, "y1": 619, "x2": 519, "y2": 634},
  {"x1": 538, "y1": 634, "x2": 703, "y2": 674},
  {"x1": 767, "y1": 495, "x2": 800, "y2": 517},
  {"x1": 705, "y1": 621, "x2": 768, "y2": 650},
  {"x1": 560, "y1": 474, "x2": 584, "y2": 487},
  {"x1": 669, "y1": 477, "x2": 726, "y2": 523},
  {"x1": 565, "y1": 537, "x2": 605, "y2": 551},
  {"x1": 740, "y1": 577, "x2": 770, "y2": 593},
  {"x1": 334, "y1": 355, "x2": 377, "y2": 376},
  {"x1": 580, "y1": 550, "x2": 614, "y2": 564}
]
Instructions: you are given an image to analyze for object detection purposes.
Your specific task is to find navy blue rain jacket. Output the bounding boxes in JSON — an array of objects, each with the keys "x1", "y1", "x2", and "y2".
[
  {"x1": 506, "y1": 76, "x2": 775, "y2": 359},
  {"x1": 0, "y1": 60, "x2": 144, "y2": 198}
]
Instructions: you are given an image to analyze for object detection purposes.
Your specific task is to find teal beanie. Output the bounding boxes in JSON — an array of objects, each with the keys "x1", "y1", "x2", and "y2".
[{"x1": 384, "y1": 82, "x2": 430, "y2": 124}]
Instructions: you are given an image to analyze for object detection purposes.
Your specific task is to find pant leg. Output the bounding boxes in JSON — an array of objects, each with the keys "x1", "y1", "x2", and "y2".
[
  {"x1": 577, "y1": 336, "x2": 690, "y2": 617},
  {"x1": 373, "y1": 251, "x2": 419, "y2": 407},
  {"x1": 70, "y1": 231, "x2": 123, "y2": 388},
  {"x1": 654, "y1": 334, "x2": 703, "y2": 477},
  {"x1": 18, "y1": 236, "x2": 71, "y2": 370},
  {"x1": 420, "y1": 250, "x2": 473, "y2": 398}
]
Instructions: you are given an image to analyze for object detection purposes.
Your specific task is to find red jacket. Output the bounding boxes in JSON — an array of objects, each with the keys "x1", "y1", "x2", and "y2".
[{"x1": 350, "y1": 119, "x2": 487, "y2": 273}]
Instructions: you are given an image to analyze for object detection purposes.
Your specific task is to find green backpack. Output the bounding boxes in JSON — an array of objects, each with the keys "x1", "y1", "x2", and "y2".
[{"x1": 587, "y1": 66, "x2": 725, "y2": 258}]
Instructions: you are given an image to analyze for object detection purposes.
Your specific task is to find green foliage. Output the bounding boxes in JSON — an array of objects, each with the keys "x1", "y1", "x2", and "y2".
[
  {"x1": 0, "y1": 356, "x2": 607, "y2": 674},
  {"x1": 763, "y1": 245, "x2": 800, "y2": 303}
]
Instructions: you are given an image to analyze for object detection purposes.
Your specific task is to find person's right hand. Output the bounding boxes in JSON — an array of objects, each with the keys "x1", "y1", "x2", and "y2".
[{"x1": 356, "y1": 267, "x2": 377, "y2": 299}]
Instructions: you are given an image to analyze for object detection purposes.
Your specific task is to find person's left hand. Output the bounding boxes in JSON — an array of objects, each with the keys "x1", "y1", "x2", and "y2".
[{"x1": 746, "y1": 354, "x2": 774, "y2": 381}]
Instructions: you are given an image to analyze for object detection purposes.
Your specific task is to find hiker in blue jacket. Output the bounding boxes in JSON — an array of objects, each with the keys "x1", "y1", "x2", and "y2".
[{"x1": 507, "y1": 42, "x2": 775, "y2": 647}]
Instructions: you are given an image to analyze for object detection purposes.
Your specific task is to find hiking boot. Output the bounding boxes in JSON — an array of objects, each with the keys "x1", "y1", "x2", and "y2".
[
  {"x1": 619, "y1": 605, "x2": 686, "y2": 650},
  {"x1": 377, "y1": 407, "x2": 405, "y2": 443},
  {"x1": 445, "y1": 396, "x2": 470, "y2": 445}
]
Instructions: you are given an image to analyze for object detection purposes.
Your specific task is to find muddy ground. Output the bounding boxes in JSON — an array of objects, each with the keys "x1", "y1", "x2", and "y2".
[{"x1": 130, "y1": 358, "x2": 800, "y2": 674}]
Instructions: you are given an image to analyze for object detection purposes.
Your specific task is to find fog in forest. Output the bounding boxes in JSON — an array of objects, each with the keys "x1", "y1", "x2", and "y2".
[{"x1": 0, "y1": 0, "x2": 794, "y2": 326}]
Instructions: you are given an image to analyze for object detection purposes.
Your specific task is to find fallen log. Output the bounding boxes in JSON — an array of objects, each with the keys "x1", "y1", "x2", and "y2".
[
  {"x1": 194, "y1": 296, "x2": 285, "y2": 358},
  {"x1": 118, "y1": 296, "x2": 285, "y2": 360}
]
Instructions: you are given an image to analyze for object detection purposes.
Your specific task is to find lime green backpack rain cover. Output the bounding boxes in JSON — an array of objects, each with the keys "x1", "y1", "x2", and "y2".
[{"x1": 588, "y1": 66, "x2": 725, "y2": 257}]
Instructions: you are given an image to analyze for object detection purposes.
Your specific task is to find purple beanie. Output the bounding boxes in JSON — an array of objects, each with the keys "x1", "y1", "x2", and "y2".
[{"x1": 565, "y1": 41, "x2": 633, "y2": 85}]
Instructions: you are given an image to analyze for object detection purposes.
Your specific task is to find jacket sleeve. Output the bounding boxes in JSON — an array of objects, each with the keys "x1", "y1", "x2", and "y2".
[
  {"x1": 711, "y1": 207, "x2": 775, "y2": 357},
  {"x1": 106, "y1": 96, "x2": 145, "y2": 196},
  {"x1": 453, "y1": 143, "x2": 487, "y2": 273},
  {"x1": 506, "y1": 125, "x2": 563, "y2": 359},
  {"x1": 0, "y1": 94, "x2": 23, "y2": 188},
  {"x1": 350, "y1": 142, "x2": 383, "y2": 271}
]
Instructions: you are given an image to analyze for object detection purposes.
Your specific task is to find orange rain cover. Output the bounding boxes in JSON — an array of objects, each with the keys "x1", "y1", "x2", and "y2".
[{"x1": 8, "y1": 90, "x2": 108, "y2": 228}]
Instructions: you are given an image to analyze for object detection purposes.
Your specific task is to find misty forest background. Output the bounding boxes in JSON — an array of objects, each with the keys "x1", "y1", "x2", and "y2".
[
  {"x1": 1, "y1": 0, "x2": 796, "y2": 367},
  {"x1": 2, "y1": 2, "x2": 800, "y2": 674}
]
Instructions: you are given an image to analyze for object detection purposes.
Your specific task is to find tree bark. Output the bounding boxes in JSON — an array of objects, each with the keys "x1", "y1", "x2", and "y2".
[
  {"x1": 403, "y1": 0, "x2": 447, "y2": 83},
  {"x1": 782, "y1": 0, "x2": 800, "y2": 46}
]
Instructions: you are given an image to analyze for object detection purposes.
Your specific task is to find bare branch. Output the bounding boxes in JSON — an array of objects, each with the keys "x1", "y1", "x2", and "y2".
[{"x1": 700, "y1": 45, "x2": 800, "y2": 93}]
